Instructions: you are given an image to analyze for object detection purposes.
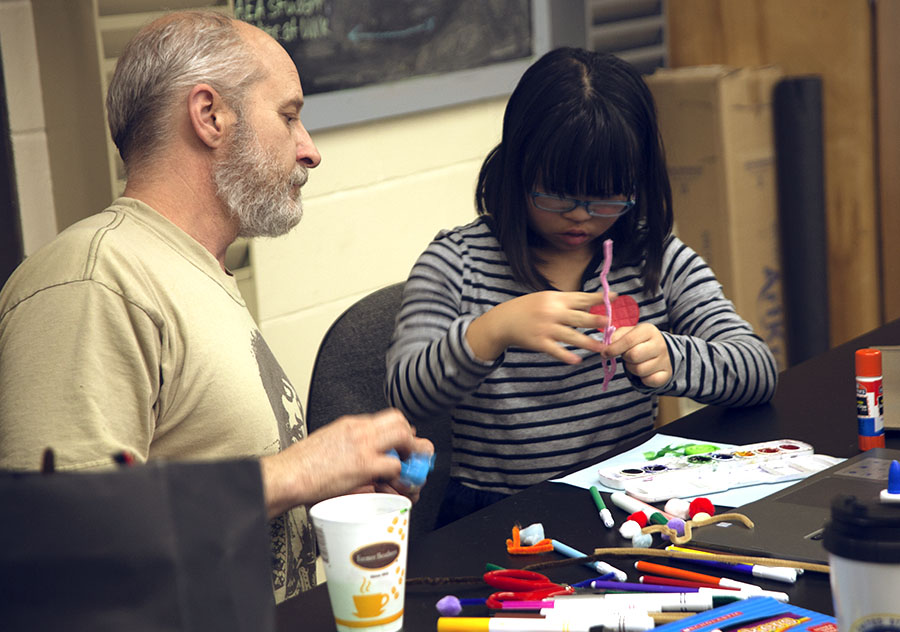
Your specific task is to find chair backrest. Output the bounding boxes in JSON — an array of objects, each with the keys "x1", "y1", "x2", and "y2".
[{"x1": 306, "y1": 282, "x2": 450, "y2": 538}]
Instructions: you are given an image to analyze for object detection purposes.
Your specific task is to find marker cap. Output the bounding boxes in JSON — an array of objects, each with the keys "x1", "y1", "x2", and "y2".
[
  {"x1": 437, "y1": 617, "x2": 489, "y2": 632},
  {"x1": 599, "y1": 507, "x2": 615, "y2": 528},
  {"x1": 752, "y1": 565, "x2": 798, "y2": 583},
  {"x1": 718, "y1": 577, "x2": 761, "y2": 591}
]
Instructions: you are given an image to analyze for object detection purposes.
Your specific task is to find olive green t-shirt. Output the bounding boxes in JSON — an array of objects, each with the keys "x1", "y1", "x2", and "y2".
[{"x1": 0, "y1": 198, "x2": 315, "y2": 602}]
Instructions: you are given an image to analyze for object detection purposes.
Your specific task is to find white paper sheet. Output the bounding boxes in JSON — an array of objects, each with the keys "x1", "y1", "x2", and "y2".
[{"x1": 550, "y1": 433, "x2": 829, "y2": 507}]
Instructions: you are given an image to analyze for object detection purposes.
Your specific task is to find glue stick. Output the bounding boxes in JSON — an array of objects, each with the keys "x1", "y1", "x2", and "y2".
[{"x1": 856, "y1": 348, "x2": 885, "y2": 451}]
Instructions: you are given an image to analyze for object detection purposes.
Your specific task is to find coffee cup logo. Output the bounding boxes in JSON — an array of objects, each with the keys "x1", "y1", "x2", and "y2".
[
  {"x1": 351, "y1": 542, "x2": 400, "y2": 569},
  {"x1": 352, "y1": 577, "x2": 389, "y2": 618}
]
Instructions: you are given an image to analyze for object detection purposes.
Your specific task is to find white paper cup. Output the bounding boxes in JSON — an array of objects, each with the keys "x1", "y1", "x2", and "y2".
[
  {"x1": 823, "y1": 494, "x2": 900, "y2": 632},
  {"x1": 310, "y1": 494, "x2": 411, "y2": 632}
]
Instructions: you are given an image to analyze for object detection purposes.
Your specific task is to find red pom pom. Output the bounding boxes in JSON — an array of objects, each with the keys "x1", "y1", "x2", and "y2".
[
  {"x1": 689, "y1": 497, "x2": 715, "y2": 518},
  {"x1": 627, "y1": 511, "x2": 648, "y2": 527}
]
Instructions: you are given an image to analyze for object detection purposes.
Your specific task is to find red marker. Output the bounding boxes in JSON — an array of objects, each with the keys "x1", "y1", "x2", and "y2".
[
  {"x1": 634, "y1": 561, "x2": 761, "y2": 591},
  {"x1": 639, "y1": 575, "x2": 736, "y2": 591}
]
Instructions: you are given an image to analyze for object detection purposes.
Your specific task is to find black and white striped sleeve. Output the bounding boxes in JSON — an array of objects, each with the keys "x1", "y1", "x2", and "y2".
[
  {"x1": 651, "y1": 238, "x2": 778, "y2": 407},
  {"x1": 384, "y1": 236, "x2": 501, "y2": 423}
]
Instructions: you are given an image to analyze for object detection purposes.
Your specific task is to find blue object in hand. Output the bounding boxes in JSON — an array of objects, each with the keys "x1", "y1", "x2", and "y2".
[{"x1": 387, "y1": 449, "x2": 435, "y2": 488}]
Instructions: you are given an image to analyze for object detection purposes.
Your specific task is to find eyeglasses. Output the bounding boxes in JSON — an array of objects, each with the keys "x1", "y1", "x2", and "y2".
[{"x1": 530, "y1": 191, "x2": 636, "y2": 218}]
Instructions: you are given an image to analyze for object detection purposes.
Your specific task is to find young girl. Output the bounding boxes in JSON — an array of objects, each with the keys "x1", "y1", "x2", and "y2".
[{"x1": 385, "y1": 48, "x2": 778, "y2": 526}]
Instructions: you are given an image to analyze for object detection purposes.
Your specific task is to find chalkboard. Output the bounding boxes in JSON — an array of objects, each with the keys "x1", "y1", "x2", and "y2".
[
  {"x1": 235, "y1": 0, "x2": 555, "y2": 130},
  {"x1": 236, "y1": 0, "x2": 532, "y2": 95}
]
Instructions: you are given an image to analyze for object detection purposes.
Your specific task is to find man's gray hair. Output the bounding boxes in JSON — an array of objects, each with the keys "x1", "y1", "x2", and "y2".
[{"x1": 106, "y1": 11, "x2": 262, "y2": 174}]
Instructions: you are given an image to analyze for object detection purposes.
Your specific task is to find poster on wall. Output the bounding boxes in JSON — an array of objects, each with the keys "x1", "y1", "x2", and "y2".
[
  {"x1": 234, "y1": 0, "x2": 540, "y2": 129},
  {"x1": 235, "y1": 0, "x2": 533, "y2": 94}
]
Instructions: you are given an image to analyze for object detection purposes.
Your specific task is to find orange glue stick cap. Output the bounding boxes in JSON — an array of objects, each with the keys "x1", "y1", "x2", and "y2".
[{"x1": 856, "y1": 349, "x2": 882, "y2": 377}]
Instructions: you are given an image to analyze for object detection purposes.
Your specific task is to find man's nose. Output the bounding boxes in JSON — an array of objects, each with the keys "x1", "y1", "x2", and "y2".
[{"x1": 297, "y1": 125, "x2": 321, "y2": 167}]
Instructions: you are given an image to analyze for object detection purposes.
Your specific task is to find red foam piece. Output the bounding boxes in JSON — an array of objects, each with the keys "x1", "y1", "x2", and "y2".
[
  {"x1": 627, "y1": 511, "x2": 648, "y2": 527},
  {"x1": 688, "y1": 497, "x2": 715, "y2": 518},
  {"x1": 590, "y1": 295, "x2": 640, "y2": 328}
]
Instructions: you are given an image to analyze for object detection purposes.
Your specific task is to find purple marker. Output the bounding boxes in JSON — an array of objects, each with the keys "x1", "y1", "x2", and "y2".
[{"x1": 589, "y1": 579, "x2": 697, "y2": 593}]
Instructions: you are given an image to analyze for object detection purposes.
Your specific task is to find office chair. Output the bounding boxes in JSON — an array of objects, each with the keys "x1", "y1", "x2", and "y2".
[{"x1": 306, "y1": 282, "x2": 450, "y2": 539}]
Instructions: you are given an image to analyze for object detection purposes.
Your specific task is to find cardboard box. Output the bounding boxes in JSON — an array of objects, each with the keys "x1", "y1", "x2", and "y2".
[
  {"x1": 645, "y1": 66, "x2": 787, "y2": 426},
  {"x1": 874, "y1": 346, "x2": 900, "y2": 430},
  {"x1": 875, "y1": 1, "x2": 900, "y2": 322}
]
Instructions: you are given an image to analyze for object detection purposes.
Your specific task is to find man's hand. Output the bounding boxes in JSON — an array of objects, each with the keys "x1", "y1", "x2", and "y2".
[{"x1": 260, "y1": 408, "x2": 433, "y2": 519}]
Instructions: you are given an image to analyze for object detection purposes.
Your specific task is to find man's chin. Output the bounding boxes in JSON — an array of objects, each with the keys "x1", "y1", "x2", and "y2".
[{"x1": 237, "y1": 207, "x2": 302, "y2": 239}]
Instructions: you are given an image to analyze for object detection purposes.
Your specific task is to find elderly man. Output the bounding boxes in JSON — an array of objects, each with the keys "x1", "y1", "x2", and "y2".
[{"x1": 0, "y1": 11, "x2": 431, "y2": 603}]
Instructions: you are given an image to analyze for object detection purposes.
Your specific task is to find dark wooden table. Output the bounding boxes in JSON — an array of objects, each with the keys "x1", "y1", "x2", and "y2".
[{"x1": 278, "y1": 320, "x2": 900, "y2": 630}]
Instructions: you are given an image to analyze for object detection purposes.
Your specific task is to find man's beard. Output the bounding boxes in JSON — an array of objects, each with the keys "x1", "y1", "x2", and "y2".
[{"x1": 213, "y1": 117, "x2": 308, "y2": 238}]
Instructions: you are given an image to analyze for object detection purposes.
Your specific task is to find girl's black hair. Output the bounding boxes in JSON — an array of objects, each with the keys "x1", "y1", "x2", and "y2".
[{"x1": 476, "y1": 47, "x2": 673, "y2": 291}]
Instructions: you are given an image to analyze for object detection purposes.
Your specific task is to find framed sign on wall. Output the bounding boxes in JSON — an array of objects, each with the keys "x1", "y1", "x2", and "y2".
[{"x1": 234, "y1": 0, "x2": 559, "y2": 130}]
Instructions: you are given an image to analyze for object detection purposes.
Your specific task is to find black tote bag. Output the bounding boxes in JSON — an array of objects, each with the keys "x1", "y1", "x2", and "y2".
[{"x1": 0, "y1": 459, "x2": 275, "y2": 632}]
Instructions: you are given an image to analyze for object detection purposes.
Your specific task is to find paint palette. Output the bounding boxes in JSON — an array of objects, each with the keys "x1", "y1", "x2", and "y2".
[{"x1": 596, "y1": 439, "x2": 842, "y2": 503}]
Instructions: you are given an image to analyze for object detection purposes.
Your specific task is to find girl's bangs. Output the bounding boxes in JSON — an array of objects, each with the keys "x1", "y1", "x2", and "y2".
[{"x1": 527, "y1": 107, "x2": 640, "y2": 198}]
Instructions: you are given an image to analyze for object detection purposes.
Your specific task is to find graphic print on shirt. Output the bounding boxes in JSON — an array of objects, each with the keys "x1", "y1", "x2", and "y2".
[{"x1": 251, "y1": 330, "x2": 317, "y2": 600}]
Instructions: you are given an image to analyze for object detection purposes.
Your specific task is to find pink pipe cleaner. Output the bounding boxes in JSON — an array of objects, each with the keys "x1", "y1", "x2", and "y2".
[{"x1": 600, "y1": 239, "x2": 616, "y2": 391}]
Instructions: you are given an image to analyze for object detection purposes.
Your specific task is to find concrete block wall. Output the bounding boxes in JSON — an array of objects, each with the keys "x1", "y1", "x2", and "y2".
[
  {"x1": 0, "y1": 0, "x2": 56, "y2": 255},
  {"x1": 252, "y1": 98, "x2": 507, "y2": 410}
]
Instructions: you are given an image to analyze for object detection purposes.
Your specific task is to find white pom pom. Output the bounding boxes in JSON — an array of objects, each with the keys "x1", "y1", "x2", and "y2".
[
  {"x1": 619, "y1": 520, "x2": 641, "y2": 538},
  {"x1": 632, "y1": 533, "x2": 653, "y2": 548},
  {"x1": 664, "y1": 498, "x2": 691, "y2": 519}
]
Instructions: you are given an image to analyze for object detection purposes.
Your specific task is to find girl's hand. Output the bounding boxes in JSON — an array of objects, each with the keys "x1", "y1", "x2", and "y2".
[
  {"x1": 603, "y1": 323, "x2": 672, "y2": 388},
  {"x1": 466, "y1": 290, "x2": 610, "y2": 364}
]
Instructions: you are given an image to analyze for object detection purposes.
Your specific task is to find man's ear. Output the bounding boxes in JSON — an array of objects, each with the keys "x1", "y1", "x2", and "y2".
[{"x1": 188, "y1": 83, "x2": 231, "y2": 149}]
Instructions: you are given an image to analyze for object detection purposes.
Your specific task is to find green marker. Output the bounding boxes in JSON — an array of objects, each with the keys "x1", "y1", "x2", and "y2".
[{"x1": 589, "y1": 485, "x2": 615, "y2": 528}]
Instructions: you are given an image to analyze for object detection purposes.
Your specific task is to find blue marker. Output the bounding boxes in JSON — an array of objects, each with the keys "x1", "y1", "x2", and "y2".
[
  {"x1": 664, "y1": 545, "x2": 797, "y2": 583},
  {"x1": 550, "y1": 538, "x2": 627, "y2": 581},
  {"x1": 570, "y1": 573, "x2": 615, "y2": 588}
]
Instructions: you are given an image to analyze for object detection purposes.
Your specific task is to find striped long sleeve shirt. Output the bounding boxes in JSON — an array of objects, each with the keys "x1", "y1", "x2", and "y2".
[{"x1": 385, "y1": 218, "x2": 778, "y2": 495}]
